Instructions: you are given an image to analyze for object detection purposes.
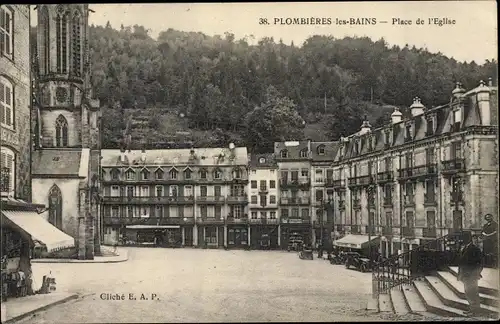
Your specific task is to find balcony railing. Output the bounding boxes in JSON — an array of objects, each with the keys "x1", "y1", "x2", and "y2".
[
  {"x1": 377, "y1": 171, "x2": 394, "y2": 183},
  {"x1": 401, "y1": 226, "x2": 414, "y2": 237},
  {"x1": 338, "y1": 200, "x2": 346, "y2": 210},
  {"x1": 398, "y1": 164, "x2": 437, "y2": 181},
  {"x1": 259, "y1": 187, "x2": 268, "y2": 193},
  {"x1": 281, "y1": 217, "x2": 311, "y2": 224},
  {"x1": 102, "y1": 196, "x2": 195, "y2": 204},
  {"x1": 280, "y1": 178, "x2": 310, "y2": 188},
  {"x1": 365, "y1": 225, "x2": 376, "y2": 235},
  {"x1": 348, "y1": 175, "x2": 374, "y2": 187},
  {"x1": 332, "y1": 180, "x2": 346, "y2": 190},
  {"x1": 279, "y1": 197, "x2": 310, "y2": 205},
  {"x1": 381, "y1": 226, "x2": 392, "y2": 236},
  {"x1": 383, "y1": 197, "x2": 393, "y2": 207},
  {"x1": 353, "y1": 198, "x2": 361, "y2": 209},
  {"x1": 422, "y1": 227, "x2": 437, "y2": 238},
  {"x1": 196, "y1": 196, "x2": 226, "y2": 204},
  {"x1": 226, "y1": 196, "x2": 248, "y2": 204},
  {"x1": 226, "y1": 217, "x2": 249, "y2": 225},
  {"x1": 442, "y1": 158, "x2": 466, "y2": 175},
  {"x1": 325, "y1": 179, "x2": 335, "y2": 187},
  {"x1": 103, "y1": 216, "x2": 195, "y2": 226},
  {"x1": 196, "y1": 217, "x2": 225, "y2": 225}
]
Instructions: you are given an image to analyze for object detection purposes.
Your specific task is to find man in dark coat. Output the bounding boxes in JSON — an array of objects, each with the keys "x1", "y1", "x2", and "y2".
[
  {"x1": 481, "y1": 214, "x2": 498, "y2": 268},
  {"x1": 458, "y1": 234, "x2": 483, "y2": 316}
]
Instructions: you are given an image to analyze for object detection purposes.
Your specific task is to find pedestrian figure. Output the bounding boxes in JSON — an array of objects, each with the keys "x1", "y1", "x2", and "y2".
[
  {"x1": 457, "y1": 234, "x2": 483, "y2": 316},
  {"x1": 481, "y1": 214, "x2": 498, "y2": 268}
]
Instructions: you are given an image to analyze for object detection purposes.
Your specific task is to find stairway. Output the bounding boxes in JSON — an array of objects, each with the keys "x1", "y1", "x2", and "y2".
[{"x1": 374, "y1": 266, "x2": 499, "y2": 318}]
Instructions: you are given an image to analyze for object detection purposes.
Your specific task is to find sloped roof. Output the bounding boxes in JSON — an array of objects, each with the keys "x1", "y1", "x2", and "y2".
[
  {"x1": 274, "y1": 141, "x2": 310, "y2": 160},
  {"x1": 249, "y1": 153, "x2": 278, "y2": 168},
  {"x1": 32, "y1": 149, "x2": 83, "y2": 176},
  {"x1": 311, "y1": 141, "x2": 340, "y2": 162},
  {"x1": 101, "y1": 147, "x2": 248, "y2": 167}
]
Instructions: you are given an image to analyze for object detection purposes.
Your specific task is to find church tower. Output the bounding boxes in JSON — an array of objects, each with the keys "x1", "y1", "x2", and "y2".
[{"x1": 32, "y1": 4, "x2": 101, "y2": 259}]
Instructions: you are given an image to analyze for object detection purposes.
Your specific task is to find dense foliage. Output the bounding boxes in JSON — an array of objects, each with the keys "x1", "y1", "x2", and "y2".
[{"x1": 56, "y1": 23, "x2": 500, "y2": 151}]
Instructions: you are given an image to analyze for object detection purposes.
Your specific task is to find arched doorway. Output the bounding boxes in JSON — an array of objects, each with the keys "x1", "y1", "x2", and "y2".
[{"x1": 48, "y1": 184, "x2": 63, "y2": 230}]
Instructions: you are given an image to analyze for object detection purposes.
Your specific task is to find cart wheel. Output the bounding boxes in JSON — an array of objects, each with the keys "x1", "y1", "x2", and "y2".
[{"x1": 360, "y1": 264, "x2": 367, "y2": 272}]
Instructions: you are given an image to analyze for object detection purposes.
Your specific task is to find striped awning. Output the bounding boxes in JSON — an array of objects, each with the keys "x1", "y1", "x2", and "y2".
[
  {"x1": 334, "y1": 234, "x2": 379, "y2": 250},
  {"x1": 1, "y1": 210, "x2": 75, "y2": 252}
]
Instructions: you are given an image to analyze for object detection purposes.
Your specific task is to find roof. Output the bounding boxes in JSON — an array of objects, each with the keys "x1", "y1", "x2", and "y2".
[
  {"x1": 32, "y1": 149, "x2": 87, "y2": 177},
  {"x1": 249, "y1": 153, "x2": 278, "y2": 168},
  {"x1": 100, "y1": 147, "x2": 248, "y2": 167},
  {"x1": 274, "y1": 141, "x2": 310, "y2": 160},
  {"x1": 310, "y1": 142, "x2": 340, "y2": 162}
]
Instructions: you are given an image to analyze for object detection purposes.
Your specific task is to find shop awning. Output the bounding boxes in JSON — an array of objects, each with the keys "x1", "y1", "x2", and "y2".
[
  {"x1": 126, "y1": 225, "x2": 180, "y2": 229},
  {"x1": 334, "y1": 234, "x2": 379, "y2": 250},
  {"x1": 1, "y1": 210, "x2": 75, "y2": 253}
]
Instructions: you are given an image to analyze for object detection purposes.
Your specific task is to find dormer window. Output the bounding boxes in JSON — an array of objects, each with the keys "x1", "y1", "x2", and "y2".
[
  {"x1": 153, "y1": 169, "x2": 162, "y2": 180},
  {"x1": 111, "y1": 169, "x2": 120, "y2": 180},
  {"x1": 169, "y1": 168, "x2": 178, "y2": 180},
  {"x1": 200, "y1": 169, "x2": 207, "y2": 179},
  {"x1": 367, "y1": 136, "x2": 373, "y2": 151},
  {"x1": 213, "y1": 169, "x2": 222, "y2": 179},
  {"x1": 299, "y1": 149, "x2": 308, "y2": 158},
  {"x1": 141, "y1": 169, "x2": 150, "y2": 180},
  {"x1": 452, "y1": 108, "x2": 461, "y2": 132},
  {"x1": 125, "y1": 169, "x2": 135, "y2": 181},
  {"x1": 233, "y1": 168, "x2": 242, "y2": 179},
  {"x1": 259, "y1": 157, "x2": 266, "y2": 164},
  {"x1": 317, "y1": 145, "x2": 325, "y2": 155},
  {"x1": 338, "y1": 145, "x2": 344, "y2": 160},
  {"x1": 384, "y1": 129, "x2": 391, "y2": 148},
  {"x1": 354, "y1": 141, "x2": 360, "y2": 155},
  {"x1": 280, "y1": 150, "x2": 288, "y2": 158},
  {"x1": 426, "y1": 115, "x2": 435, "y2": 136},
  {"x1": 184, "y1": 168, "x2": 192, "y2": 179},
  {"x1": 405, "y1": 122, "x2": 413, "y2": 142}
]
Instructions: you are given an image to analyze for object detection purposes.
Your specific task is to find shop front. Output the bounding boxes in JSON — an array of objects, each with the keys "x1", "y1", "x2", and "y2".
[
  {"x1": 1, "y1": 200, "x2": 75, "y2": 301},
  {"x1": 280, "y1": 224, "x2": 312, "y2": 249},
  {"x1": 250, "y1": 225, "x2": 279, "y2": 249},
  {"x1": 227, "y1": 226, "x2": 249, "y2": 249},
  {"x1": 197, "y1": 225, "x2": 224, "y2": 248},
  {"x1": 125, "y1": 225, "x2": 182, "y2": 247}
]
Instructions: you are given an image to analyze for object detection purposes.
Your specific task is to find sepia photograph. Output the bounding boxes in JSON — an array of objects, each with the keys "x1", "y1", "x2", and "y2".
[{"x1": 0, "y1": 1, "x2": 498, "y2": 323}]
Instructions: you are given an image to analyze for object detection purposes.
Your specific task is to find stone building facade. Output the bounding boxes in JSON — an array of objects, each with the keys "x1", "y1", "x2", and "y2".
[
  {"x1": 100, "y1": 146, "x2": 249, "y2": 248},
  {"x1": 31, "y1": 4, "x2": 101, "y2": 260}
]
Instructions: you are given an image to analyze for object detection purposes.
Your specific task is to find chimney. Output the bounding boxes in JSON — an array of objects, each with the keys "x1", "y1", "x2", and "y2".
[
  {"x1": 119, "y1": 148, "x2": 126, "y2": 163},
  {"x1": 410, "y1": 97, "x2": 425, "y2": 117},
  {"x1": 452, "y1": 82, "x2": 465, "y2": 99},
  {"x1": 488, "y1": 77, "x2": 493, "y2": 87},
  {"x1": 391, "y1": 107, "x2": 403, "y2": 124},
  {"x1": 140, "y1": 148, "x2": 146, "y2": 162},
  {"x1": 229, "y1": 143, "x2": 236, "y2": 160},
  {"x1": 477, "y1": 80, "x2": 491, "y2": 125},
  {"x1": 359, "y1": 115, "x2": 372, "y2": 135}
]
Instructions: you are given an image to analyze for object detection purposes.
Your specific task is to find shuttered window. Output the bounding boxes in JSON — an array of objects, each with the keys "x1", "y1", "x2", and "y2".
[{"x1": 0, "y1": 146, "x2": 15, "y2": 196}]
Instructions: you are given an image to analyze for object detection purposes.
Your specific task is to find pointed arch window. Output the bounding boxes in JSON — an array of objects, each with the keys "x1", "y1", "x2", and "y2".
[
  {"x1": 56, "y1": 11, "x2": 68, "y2": 73},
  {"x1": 40, "y1": 6, "x2": 50, "y2": 74},
  {"x1": 48, "y1": 185, "x2": 63, "y2": 230},
  {"x1": 72, "y1": 11, "x2": 81, "y2": 76},
  {"x1": 55, "y1": 115, "x2": 68, "y2": 147}
]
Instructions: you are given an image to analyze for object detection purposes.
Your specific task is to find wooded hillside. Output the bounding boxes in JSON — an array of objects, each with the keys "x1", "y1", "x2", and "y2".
[{"x1": 61, "y1": 24, "x2": 500, "y2": 151}]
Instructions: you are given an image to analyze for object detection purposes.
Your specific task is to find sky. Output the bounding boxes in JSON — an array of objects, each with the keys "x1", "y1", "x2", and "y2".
[{"x1": 31, "y1": 1, "x2": 497, "y2": 63}]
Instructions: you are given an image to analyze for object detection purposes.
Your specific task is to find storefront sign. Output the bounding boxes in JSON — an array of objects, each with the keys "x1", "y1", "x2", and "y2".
[{"x1": 288, "y1": 219, "x2": 303, "y2": 224}]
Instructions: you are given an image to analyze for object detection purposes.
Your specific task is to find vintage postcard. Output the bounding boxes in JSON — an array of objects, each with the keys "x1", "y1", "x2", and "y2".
[{"x1": 0, "y1": 1, "x2": 498, "y2": 323}]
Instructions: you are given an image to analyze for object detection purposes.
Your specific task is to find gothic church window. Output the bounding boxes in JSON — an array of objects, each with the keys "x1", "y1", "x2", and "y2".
[
  {"x1": 40, "y1": 6, "x2": 50, "y2": 73},
  {"x1": 72, "y1": 11, "x2": 81, "y2": 76},
  {"x1": 48, "y1": 184, "x2": 63, "y2": 230},
  {"x1": 55, "y1": 114, "x2": 68, "y2": 147},
  {"x1": 56, "y1": 10, "x2": 68, "y2": 73}
]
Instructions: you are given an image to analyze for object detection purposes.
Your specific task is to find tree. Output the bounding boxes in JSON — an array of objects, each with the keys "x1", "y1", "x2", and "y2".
[{"x1": 244, "y1": 86, "x2": 305, "y2": 153}]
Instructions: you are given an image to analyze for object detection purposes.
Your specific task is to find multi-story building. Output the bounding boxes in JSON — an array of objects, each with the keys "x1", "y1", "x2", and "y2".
[
  {"x1": 100, "y1": 146, "x2": 249, "y2": 248},
  {"x1": 330, "y1": 80, "x2": 498, "y2": 258},
  {"x1": 274, "y1": 141, "x2": 313, "y2": 248},
  {"x1": 310, "y1": 142, "x2": 338, "y2": 247},
  {"x1": 1, "y1": 5, "x2": 75, "y2": 297},
  {"x1": 30, "y1": 4, "x2": 102, "y2": 259},
  {"x1": 248, "y1": 153, "x2": 280, "y2": 248}
]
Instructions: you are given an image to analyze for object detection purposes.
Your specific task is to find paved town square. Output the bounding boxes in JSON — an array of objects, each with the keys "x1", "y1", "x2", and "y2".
[{"x1": 11, "y1": 248, "x2": 407, "y2": 323}]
